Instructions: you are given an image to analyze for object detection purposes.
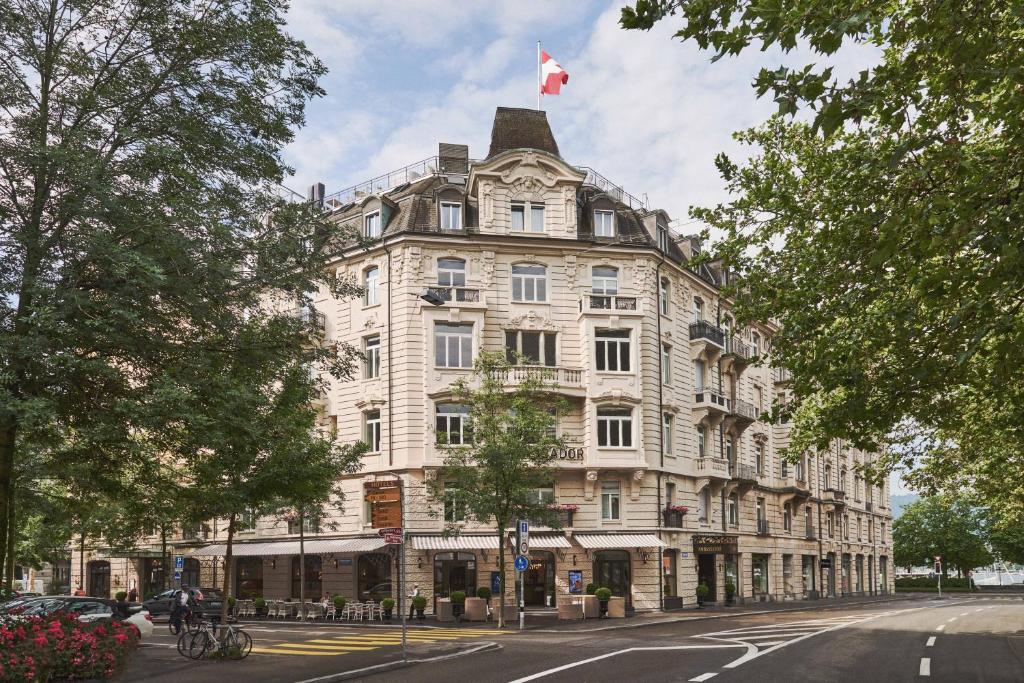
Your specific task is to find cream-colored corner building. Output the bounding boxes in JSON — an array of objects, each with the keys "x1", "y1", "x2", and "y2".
[{"x1": 71, "y1": 108, "x2": 894, "y2": 612}]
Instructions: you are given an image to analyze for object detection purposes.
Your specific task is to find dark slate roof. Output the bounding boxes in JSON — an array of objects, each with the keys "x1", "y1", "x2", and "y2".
[{"x1": 487, "y1": 107, "x2": 560, "y2": 158}]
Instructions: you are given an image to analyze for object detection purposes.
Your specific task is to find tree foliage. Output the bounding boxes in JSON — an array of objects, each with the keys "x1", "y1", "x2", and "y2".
[
  {"x1": 429, "y1": 352, "x2": 565, "y2": 627},
  {"x1": 621, "y1": 1, "x2": 1024, "y2": 523},
  {"x1": 0, "y1": 0, "x2": 351, "y2": 586},
  {"x1": 892, "y1": 496, "x2": 992, "y2": 575}
]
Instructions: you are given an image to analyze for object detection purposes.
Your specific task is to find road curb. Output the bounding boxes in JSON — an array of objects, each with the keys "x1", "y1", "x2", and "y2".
[{"x1": 290, "y1": 641, "x2": 502, "y2": 683}]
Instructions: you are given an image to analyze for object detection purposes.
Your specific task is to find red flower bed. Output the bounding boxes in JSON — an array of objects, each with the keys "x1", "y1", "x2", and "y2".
[{"x1": 0, "y1": 612, "x2": 139, "y2": 681}]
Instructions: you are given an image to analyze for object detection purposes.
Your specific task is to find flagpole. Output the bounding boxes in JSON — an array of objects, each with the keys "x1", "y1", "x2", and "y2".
[{"x1": 537, "y1": 40, "x2": 541, "y2": 110}]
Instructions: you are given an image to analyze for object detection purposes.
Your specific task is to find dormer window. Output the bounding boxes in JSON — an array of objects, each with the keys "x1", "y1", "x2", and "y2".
[
  {"x1": 511, "y1": 201, "x2": 544, "y2": 233},
  {"x1": 364, "y1": 211, "x2": 381, "y2": 238},
  {"x1": 657, "y1": 224, "x2": 669, "y2": 252},
  {"x1": 440, "y1": 202, "x2": 462, "y2": 230},
  {"x1": 594, "y1": 210, "x2": 615, "y2": 237}
]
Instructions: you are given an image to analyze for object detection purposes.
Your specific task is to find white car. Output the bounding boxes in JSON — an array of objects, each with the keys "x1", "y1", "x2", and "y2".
[{"x1": 123, "y1": 608, "x2": 154, "y2": 639}]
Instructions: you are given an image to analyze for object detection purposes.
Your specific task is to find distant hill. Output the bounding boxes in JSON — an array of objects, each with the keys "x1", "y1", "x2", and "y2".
[{"x1": 890, "y1": 494, "x2": 920, "y2": 518}]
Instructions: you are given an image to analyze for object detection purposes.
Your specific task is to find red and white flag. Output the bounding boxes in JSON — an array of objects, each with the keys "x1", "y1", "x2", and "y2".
[{"x1": 540, "y1": 50, "x2": 569, "y2": 96}]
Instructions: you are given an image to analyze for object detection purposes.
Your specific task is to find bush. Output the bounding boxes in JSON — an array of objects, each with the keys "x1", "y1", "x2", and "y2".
[
  {"x1": 476, "y1": 586, "x2": 492, "y2": 600},
  {"x1": 585, "y1": 583, "x2": 597, "y2": 595},
  {"x1": 412, "y1": 595, "x2": 427, "y2": 610},
  {"x1": 594, "y1": 587, "x2": 612, "y2": 601},
  {"x1": 253, "y1": 598, "x2": 267, "y2": 609},
  {"x1": 696, "y1": 583, "x2": 710, "y2": 599},
  {"x1": 227, "y1": 596, "x2": 237, "y2": 607},
  {"x1": 332, "y1": 596, "x2": 346, "y2": 609},
  {"x1": 0, "y1": 611, "x2": 140, "y2": 680},
  {"x1": 381, "y1": 598, "x2": 395, "y2": 610},
  {"x1": 450, "y1": 591, "x2": 466, "y2": 604},
  {"x1": 724, "y1": 581, "x2": 736, "y2": 596},
  {"x1": 115, "y1": 591, "x2": 128, "y2": 602},
  {"x1": 895, "y1": 577, "x2": 973, "y2": 589}
]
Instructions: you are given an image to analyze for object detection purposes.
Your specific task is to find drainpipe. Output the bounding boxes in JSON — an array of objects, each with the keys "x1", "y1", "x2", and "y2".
[
  {"x1": 657, "y1": 471, "x2": 663, "y2": 612},
  {"x1": 655, "y1": 257, "x2": 665, "y2": 612},
  {"x1": 384, "y1": 236, "x2": 394, "y2": 468}
]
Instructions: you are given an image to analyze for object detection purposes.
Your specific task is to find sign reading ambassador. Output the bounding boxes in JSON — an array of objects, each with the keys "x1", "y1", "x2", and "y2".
[{"x1": 692, "y1": 534, "x2": 739, "y2": 554}]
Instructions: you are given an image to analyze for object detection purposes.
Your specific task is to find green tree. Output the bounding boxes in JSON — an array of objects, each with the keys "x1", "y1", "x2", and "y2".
[
  {"x1": 0, "y1": 0, "x2": 347, "y2": 588},
  {"x1": 429, "y1": 352, "x2": 565, "y2": 628},
  {"x1": 986, "y1": 519, "x2": 1024, "y2": 567},
  {"x1": 892, "y1": 497, "x2": 991, "y2": 576},
  {"x1": 620, "y1": 1, "x2": 1024, "y2": 521}
]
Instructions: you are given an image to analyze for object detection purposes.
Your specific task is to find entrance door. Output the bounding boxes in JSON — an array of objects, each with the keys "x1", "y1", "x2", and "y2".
[
  {"x1": 87, "y1": 561, "x2": 111, "y2": 598},
  {"x1": 524, "y1": 551, "x2": 555, "y2": 607},
  {"x1": 433, "y1": 552, "x2": 477, "y2": 603},
  {"x1": 880, "y1": 556, "x2": 888, "y2": 594},
  {"x1": 697, "y1": 554, "x2": 717, "y2": 602},
  {"x1": 827, "y1": 552, "x2": 837, "y2": 596},
  {"x1": 593, "y1": 551, "x2": 631, "y2": 607}
]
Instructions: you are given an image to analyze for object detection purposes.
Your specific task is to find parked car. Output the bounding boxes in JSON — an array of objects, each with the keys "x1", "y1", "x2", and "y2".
[
  {"x1": 142, "y1": 587, "x2": 225, "y2": 618},
  {"x1": 0, "y1": 596, "x2": 153, "y2": 639}
]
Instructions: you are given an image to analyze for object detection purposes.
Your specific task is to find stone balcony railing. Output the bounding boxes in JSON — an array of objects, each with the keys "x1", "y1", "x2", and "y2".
[
  {"x1": 582, "y1": 294, "x2": 639, "y2": 312},
  {"x1": 425, "y1": 286, "x2": 481, "y2": 303},
  {"x1": 731, "y1": 462, "x2": 758, "y2": 482},
  {"x1": 724, "y1": 337, "x2": 754, "y2": 359},
  {"x1": 696, "y1": 456, "x2": 730, "y2": 479},
  {"x1": 730, "y1": 399, "x2": 759, "y2": 420},
  {"x1": 491, "y1": 365, "x2": 583, "y2": 390}
]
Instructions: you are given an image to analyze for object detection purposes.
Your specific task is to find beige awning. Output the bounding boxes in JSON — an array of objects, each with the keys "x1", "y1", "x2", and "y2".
[
  {"x1": 572, "y1": 534, "x2": 667, "y2": 549},
  {"x1": 411, "y1": 535, "x2": 500, "y2": 551},
  {"x1": 530, "y1": 535, "x2": 572, "y2": 549},
  {"x1": 189, "y1": 537, "x2": 386, "y2": 557}
]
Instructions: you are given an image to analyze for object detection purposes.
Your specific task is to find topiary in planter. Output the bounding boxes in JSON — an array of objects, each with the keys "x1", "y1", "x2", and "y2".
[
  {"x1": 696, "y1": 582, "x2": 710, "y2": 607},
  {"x1": 594, "y1": 587, "x2": 612, "y2": 618},
  {"x1": 585, "y1": 583, "x2": 598, "y2": 595},
  {"x1": 333, "y1": 595, "x2": 346, "y2": 609},
  {"x1": 115, "y1": 591, "x2": 128, "y2": 602},
  {"x1": 381, "y1": 597, "x2": 395, "y2": 620},
  {"x1": 412, "y1": 594, "x2": 428, "y2": 621},
  {"x1": 476, "y1": 586, "x2": 492, "y2": 601},
  {"x1": 724, "y1": 581, "x2": 736, "y2": 606},
  {"x1": 450, "y1": 590, "x2": 466, "y2": 621}
]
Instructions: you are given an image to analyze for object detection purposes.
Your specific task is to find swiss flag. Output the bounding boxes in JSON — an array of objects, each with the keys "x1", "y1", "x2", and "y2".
[{"x1": 540, "y1": 50, "x2": 569, "y2": 96}]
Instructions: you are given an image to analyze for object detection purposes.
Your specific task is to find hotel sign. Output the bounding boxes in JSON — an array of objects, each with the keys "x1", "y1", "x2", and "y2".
[
  {"x1": 364, "y1": 480, "x2": 402, "y2": 529},
  {"x1": 550, "y1": 447, "x2": 585, "y2": 462},
  {"x1": 692, "y1": 534, "x2": 739, "y2": 554}
]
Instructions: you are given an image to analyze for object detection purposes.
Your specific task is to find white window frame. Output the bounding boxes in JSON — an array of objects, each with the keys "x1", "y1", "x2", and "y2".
[
  {"x1": 661, "y1": 344, "x2": 671, "y2": 384},
  {"x1": 437, "y1": 258, "x2": 466, "y2": 287},
  {"x1": 783, "y1": 503, "x2": 792, "y2": 532},
  {"x1": 511, "y1": 263, "x2": 547, "y2": 302},
  {"x1": 693, "y1": 297, "x2": 704, "y2": 323},
  {"x1": 364, "y1": 335, "x2": 380, "y2": 379},
  {"x1": 591, "y1": 266, "x2": 619, "y2": 295},
  {"x1": 659, "y1": 278, "x2": 670, "y2": 315},
  {"x1": 440, "y1": 202, "x2": 462, "y2": 230},
  {"x1": 662, "y1": 413, "x2": 673, "y2": 455},
  {"x1": 595, "y1": 329, "x2": 631, "y2": 372},
  {"x1": 505, "y1": 329, "x2": 557, "y2": 367},
  {"x1": 728, "y1": 494, "x2": 738, "y2": 526},
  {"x1": 697, "y1": 425, "x2": 706, "y2": 458},
  {"x1": 364, "y1": 410, "x2": 381, "y2": 452},
  {"x1": 694, "y1": 359, "x2": 706, "y2": 391},
  {"x1": 756, "y1": 443, "x2": 765, "y2": 474},
  {"x1": 364, "y1": 266, "x2": 379, "y2": 306},
  {"x1": 594, "y1": 210, "x2": 615, "y2": 237},
  {"x1": 597, "y1": 407, "x2": 633, "y2": 448},
  {"x1": 601, "y1": 481, "x2": 621, "y2": 520},
  {"x1": 529, "y1": 487, "x2": 555, "y2": 505},
  {"x1": 657, "y1": 224, "x2": 669, "y2": 252},
  {"x1": 364, "y1": 211, "x2": 381, "y2": 238},
  {"x1": 444, "y1": 486, "x2": 466, "y2": 523},
  {"x1": 510, "y1": 200, "x2": 545, "y2": 232},
  {"x1": 435, "y1": 403, "x2": 471, "y2": 446},
  {"x1": 434, "y1": 322, "x2": 473, "y2": 368}
]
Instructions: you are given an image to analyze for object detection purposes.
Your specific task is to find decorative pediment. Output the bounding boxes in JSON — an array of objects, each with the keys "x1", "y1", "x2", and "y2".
[
  {"x1": 591, "y1": 390, "x2": 642, "y2": 406},
  {"x1": 507, "y1": 311, "x2": 559, "y2": 331},
  {"x1": 354, "y1": 396, "x2": 386, "y2": 411}
]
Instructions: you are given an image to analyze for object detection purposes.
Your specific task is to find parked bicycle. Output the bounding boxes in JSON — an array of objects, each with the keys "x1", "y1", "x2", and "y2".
[
  {"x1": 169, "y1": 607, "x2": 202, "y2": 635},
  {"x1": 177, "y1": 620, "x2": 252, "y2": 661}
]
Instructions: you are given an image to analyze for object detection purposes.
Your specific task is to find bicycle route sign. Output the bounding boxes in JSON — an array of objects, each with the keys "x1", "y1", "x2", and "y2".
[{"x1": 514, "y1": 555, "x2": 529, "y2": 572}]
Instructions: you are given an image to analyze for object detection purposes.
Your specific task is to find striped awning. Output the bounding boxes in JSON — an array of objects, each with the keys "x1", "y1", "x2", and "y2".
[
  {"x1": 572, "y1": 534, "x2": 667, "y2": 549},
  {"x1": 530, "y1": 535, "x2": 572, "y2": 549},
  {"x1": 189, "y1": 537, "x2": 387, "y2": 557},
  {"x1": 411, "y1": 535, "x2": 500, "y2": 550}
]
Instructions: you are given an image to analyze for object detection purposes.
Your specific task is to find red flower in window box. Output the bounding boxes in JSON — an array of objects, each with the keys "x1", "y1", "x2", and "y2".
[
  {"x1": 548, "y1": 503, "x2": 579, "y2": 512},
  {"x1": 666, "y1": 505, "x2": 689, "y2": 513}
]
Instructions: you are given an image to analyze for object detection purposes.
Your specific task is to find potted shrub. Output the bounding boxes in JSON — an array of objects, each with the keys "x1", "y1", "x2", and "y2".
[
  {"x1": 450, "y1": 591, "x2": 466, "y2": 622},
  {"x1": 254, "y1": 597, "x2": 268, "y2": 617},
  {"x1": 227, "y1": 596, "x2": 237, "y2": 615},
  {"x1": 476, "y1": 586, "x2": 492, "y2": 603},
  {"x1": 594, "y1": 587, "x2": 612, "y2": 618},
  {"x1": 585, "y1": 583, "x2": 597, "y2": 595},
  {"x1": 115, "y1": 590, "x2": 128, "y2": 602},
  {"x1": 412, "y1": 595, "x2": 427, "y2": 621},
  {"x1": 381, "y1": 597, "x2": 395, "y2": 620},
  {"x1": 333, "y1": 595, "x2": 347, "y2": 610},
  {"x1": 725, "y1": 581, "x2": 736, "y2": 606},
  {"x1": 696, "y1": 582, "x2": 710, "y2": 607}
]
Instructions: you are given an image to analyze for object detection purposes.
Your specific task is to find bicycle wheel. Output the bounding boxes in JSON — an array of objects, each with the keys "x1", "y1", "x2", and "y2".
[
  {"x1": 187, "y1": 630, "x2": 214, "y2": 660},
  {"x1": 233, "y1": 630, "x2": 253, "y2": 660},
  {"x1": 176, "y1": 632, "x2": 191, "y2": 658},
  {"x1": 186, "y1": 617, "x2": 203, "y2": 635},
  {"x1": 169, "y1": 619, "x2": 180, "y2": 635}
]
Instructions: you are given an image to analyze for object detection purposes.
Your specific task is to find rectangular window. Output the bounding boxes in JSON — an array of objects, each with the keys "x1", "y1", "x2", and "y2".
[
  {"x1": 510, "y1": 201, "x2": 544, "y2": 232},
  {"x1": 661, "y1": 344, "x2": 671, "y2": 384},
  {"x1": 511, "y1": 264, "x2": 547, "y2": 302},
  {"x1": 601, "y1": 481, "x2": 621, "y2": 520},
  {"x1": 781, "y1": 459, "x2": 789, "y2": 478},
  {"x1": 657, "y1": 224, "x2": 669, "y2": 252},
  {"x1": 434, "y1": 323, "x2": 473, "y2": 368},
  {"x1": 444, "y1": 487, "x2": 466, "y2": 523},
  {"x1": 238, "y1": 510, "x2": 257, "y2": 532},
  {"x1": 505, "y1": 330, "x2": 557, "y2": 366},
  {"x1": 662, "y1": 413, "x2": 673, "y2": 455},
  {"x1": 756, "y1": 497, "x2": 765, "y2": 523},
  {"x1": 364, "y1": 211, "x2": 381, "y2": 238},
  {"x1": 594, "y1": 210, "x2": 614, "y2": 237},
  {"x1": 597, "y1": 407, "x2": 632, "y2": 448},
  {"x1": 595, "y1": 329, "x2": 630, "y2": 372},
  {"x1": 591, "y1": 266, "x2": 619, "y2": 295},
  {"x1": 364, "y1": 335, "x2": 380, "y2": 379},
  {"x1": 783, "y1": 504, "x2": 792, "y2": 531},
  {"x1": 288, "y1": 516, "x2": 320, "y2": 535},
  {"x1": 659, "y1": 279, "x2": 669, "y2": 315},
  {"x1": 364, "y1": 266, "x2": 379, "y2": 306},
  {"x1": 756, "y1": 443, "x2": 765, "y2": 474},
  {"x1": 729, "y1": 495, "x2": 738, "y2": 526},
  {"x1": 440, "y1": 202, "x2": 462, "y2": 230},
  {"x1": 436, "y1": 403, "x2": 471, "y2": 445},
  {"x1": 693, "y1": 297, "x2": 704, "y2": 323},
  {"x1": 365, "y1": 410, "x2": 381, "y2": 452},
  {"x1": 530, "y1": 204, "x2": 545, "y2": 232},
  {"x1": 697, "y1": 426, "x2": 706, "y2": 458},
  {"x1": 694, "y1": 359, "x2": 705, "y2": 390},
  {"x1": 437, "y1": 258, "x2": 466, "y2": 287},
  {"x1": 511, "y1": 202, "x2": 525, "y2": 230},
  {"x1": 529, "y1": 488, "x2": 555, "y2": 504}
]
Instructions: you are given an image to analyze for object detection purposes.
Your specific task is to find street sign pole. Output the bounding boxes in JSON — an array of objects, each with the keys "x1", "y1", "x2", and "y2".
[
  {"x1": 936, "y1": 556, "x2": 942, "y2": 599},
  {"x1": 517, "y1": 520, "x2": 529, "y2": 632}
]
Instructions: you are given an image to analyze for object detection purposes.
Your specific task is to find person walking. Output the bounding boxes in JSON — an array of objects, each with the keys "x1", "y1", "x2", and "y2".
[
  {"x1": 127, "y1": 587, "x2": 138, "y2": 603},
  {"x1": 407, "y1": 584, "x2": 420, "y2": 619}
]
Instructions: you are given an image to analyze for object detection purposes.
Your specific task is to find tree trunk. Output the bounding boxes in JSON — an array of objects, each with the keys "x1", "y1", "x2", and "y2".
[
  {"x1": 299, "y1": 506, "x2": 306, "y2": 619},
  {"x1": 79, "y1": 533, "x2": 85, "y2": 594},
  {"x1": 160, "y1": 526, "x2": 168, "y2": 592},
  {"x1": 0, "y1": 417, "x2": 15, "y2": 590},
  {"x1": 4, "y1": 494, "x2": 15, "y2": 592},
  {"x1": 219, "y1": 513, "x2": 235, "y2": 639},
  {"x1": 497, "y1": 525, "x2": 505, "y2": 628}
]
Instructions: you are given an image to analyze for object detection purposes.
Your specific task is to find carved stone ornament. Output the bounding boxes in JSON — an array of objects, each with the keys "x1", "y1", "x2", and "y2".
[
  {"x1": 423, "y1": 469, "x2": 437, "y2": 482},
  {"x1": 507, "y1": 312, "x2": 558, "y2": 331},
  {"x1": 584, "y1": 469, "x2": 599, "y2": 500},
  {"x1": 481, "y1": 251, "x2": 496, "y2": 287},
  {"x1": 630, "y1": 469, "x2": 644, "y2": 499},
  {"x1": 565, "y1": 255, "x2": 580, "y2": 292}
]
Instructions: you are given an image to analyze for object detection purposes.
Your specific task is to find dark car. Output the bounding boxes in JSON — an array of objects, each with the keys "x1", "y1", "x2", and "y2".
[
  {"x1": 2, "y1": 596, "x2": 115, "y2": 620},
  {"x1": 143, "y1": 587, "x2": 224, "y2": 618}
]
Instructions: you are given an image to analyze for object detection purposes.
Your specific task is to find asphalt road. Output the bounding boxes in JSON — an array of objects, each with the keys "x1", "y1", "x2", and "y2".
[{"x1": 123, "y1": 596, "x2": 1024, "y2": 682}]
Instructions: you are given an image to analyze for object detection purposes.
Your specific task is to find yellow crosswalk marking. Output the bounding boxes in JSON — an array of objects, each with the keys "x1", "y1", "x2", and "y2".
[
  {"x1": 271, "y1": 643, "x2": 373, "y2": 651},
  {"x1": 250, "y1": 648, "x2": 343, "y2": 656},
  {"x1": 249, "y1": 627, "x2": 510, "y2": 657}
]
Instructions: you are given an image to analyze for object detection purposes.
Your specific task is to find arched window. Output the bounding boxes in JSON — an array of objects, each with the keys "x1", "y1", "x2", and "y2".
[
  {"x1": 511, "y1": 263, "x2": 547, "y2": 302},
  {"x1": 291, "y1": 555, "x2": 322, "y2": 599},
  {"x1": 364, "y1": 266, "x2": 379, "y2": 306},
  {"x1": 357, "y1": 553, "x2": 393, "y2": 601}
]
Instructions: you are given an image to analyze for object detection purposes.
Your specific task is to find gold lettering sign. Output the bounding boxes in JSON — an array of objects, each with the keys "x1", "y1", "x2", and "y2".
[{"x1": 692, "y1": 535, "x2": 739, "y2": 554}]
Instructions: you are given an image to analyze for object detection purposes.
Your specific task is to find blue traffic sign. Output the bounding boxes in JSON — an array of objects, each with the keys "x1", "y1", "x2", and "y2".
[
  {"x1": 174, "y1": 555, "x2": 184, "y2": 570},
  {"x1": 518, "y1": 520, "x2": 529, "y2": 534},
  {"x1": 514, "y1": 555, "x2": 529, "y2": 572},
  {"x1": 173, "y1": 570, "x2": 182, "y2": 581}
]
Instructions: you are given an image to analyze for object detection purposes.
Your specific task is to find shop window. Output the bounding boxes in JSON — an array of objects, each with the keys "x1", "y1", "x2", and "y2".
[
  {"x1": 358, "y1": 553, "x2": 392, "y2": 602},
  {"x1": 234, "y1": 558, "x2": 263, "y2": 600},
  {"x1": 752, "y1": 554, "x2": 769, "y2": 595},
  {"x1": 662, "y1": 550, "x2": 678, "y2": 598},
  {"x1": 181, "y1": 558, "x2": 201, "y2": 588},
  {"x1": 291, "y1": 555, "x2": 322, "y2": 600}
]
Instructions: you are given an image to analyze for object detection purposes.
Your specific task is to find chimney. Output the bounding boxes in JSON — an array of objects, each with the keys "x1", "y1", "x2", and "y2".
[
  {"x1": 308, "y1": 182, "x2": 325, "y2": 208},
  {"x1": 438, "y1": 143, "x2": 469, "y2": 175}
]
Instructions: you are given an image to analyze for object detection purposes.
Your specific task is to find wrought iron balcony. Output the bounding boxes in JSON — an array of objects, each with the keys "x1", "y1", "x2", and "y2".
[
  {"x1": 723, "y1": 337, "x2": 754, "y2": 359},
  {"x1": 756, "y1": 519, "x2": 770, "y2": 536},
  {"x1": 424, "y1": 286, "x2": 481, "y2": 303},
  {"x1": 731, "y1": 462, "x2": 758, "y2": 482},
  {"x1": 294, "y1": 307, "x2": 326, "y2": 335},
  {"x1": 773, "y1": 367, "x2": 793, "y2": 384},
  {"x1": 689, "y1": 320, "x2": 725, "y2": 346},
  {"x1": 729, "y1": 399, "x2": 759, "y2": 421},
  {"x1": 663, "y1": 508, "x2": 687, "y2": 528},
  {"x1": 583, "y1": 294, "x2": 639, "y2": 312}
]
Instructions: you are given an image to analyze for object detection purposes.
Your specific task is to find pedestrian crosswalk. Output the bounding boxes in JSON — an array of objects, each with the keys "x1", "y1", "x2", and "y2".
[
  {"x1": 697, "y1": 611, "x2": 891, "y2": 653},
  {"x1": 249, "y1": 627, "x2": 509, "y2": 657}
]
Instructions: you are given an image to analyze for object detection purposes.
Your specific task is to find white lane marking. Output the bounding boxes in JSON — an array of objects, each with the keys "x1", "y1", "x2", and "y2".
[
  {"x1": 926, "y1": 637, "x2": 936, "y2": 647},
  {"x1": 754, "y1": 641, "x2": 786, "y2": 646},
  {"x1": 920, "y1": 658, "x2": 931, "y2": 676},
  {"x1": 507, "y1": 645, "x2": 748, "y2": 683},
  {"x1": 947, "y1": 617, "x2": 957, "y2": 622},
  {"x1": 958, "y1": 612, "x2": 970, "y2": 616},
  {"x1": 975, "y1": 608, "x2": 985, "y2": 613},
  {"x1": 689, "y1": 675, "x2": 718, "y2": 682},
  {"x1": 736, "y1": 632, "x2": 821, "y2": 640},
  {"x1": 936, "y1": 624, "x2": 945, "y2": 631}
]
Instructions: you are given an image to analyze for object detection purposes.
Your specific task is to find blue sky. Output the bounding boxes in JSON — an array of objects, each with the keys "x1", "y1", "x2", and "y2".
[{"x1": 282, "y1": 0, "x2": 910, "y2": 495}]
